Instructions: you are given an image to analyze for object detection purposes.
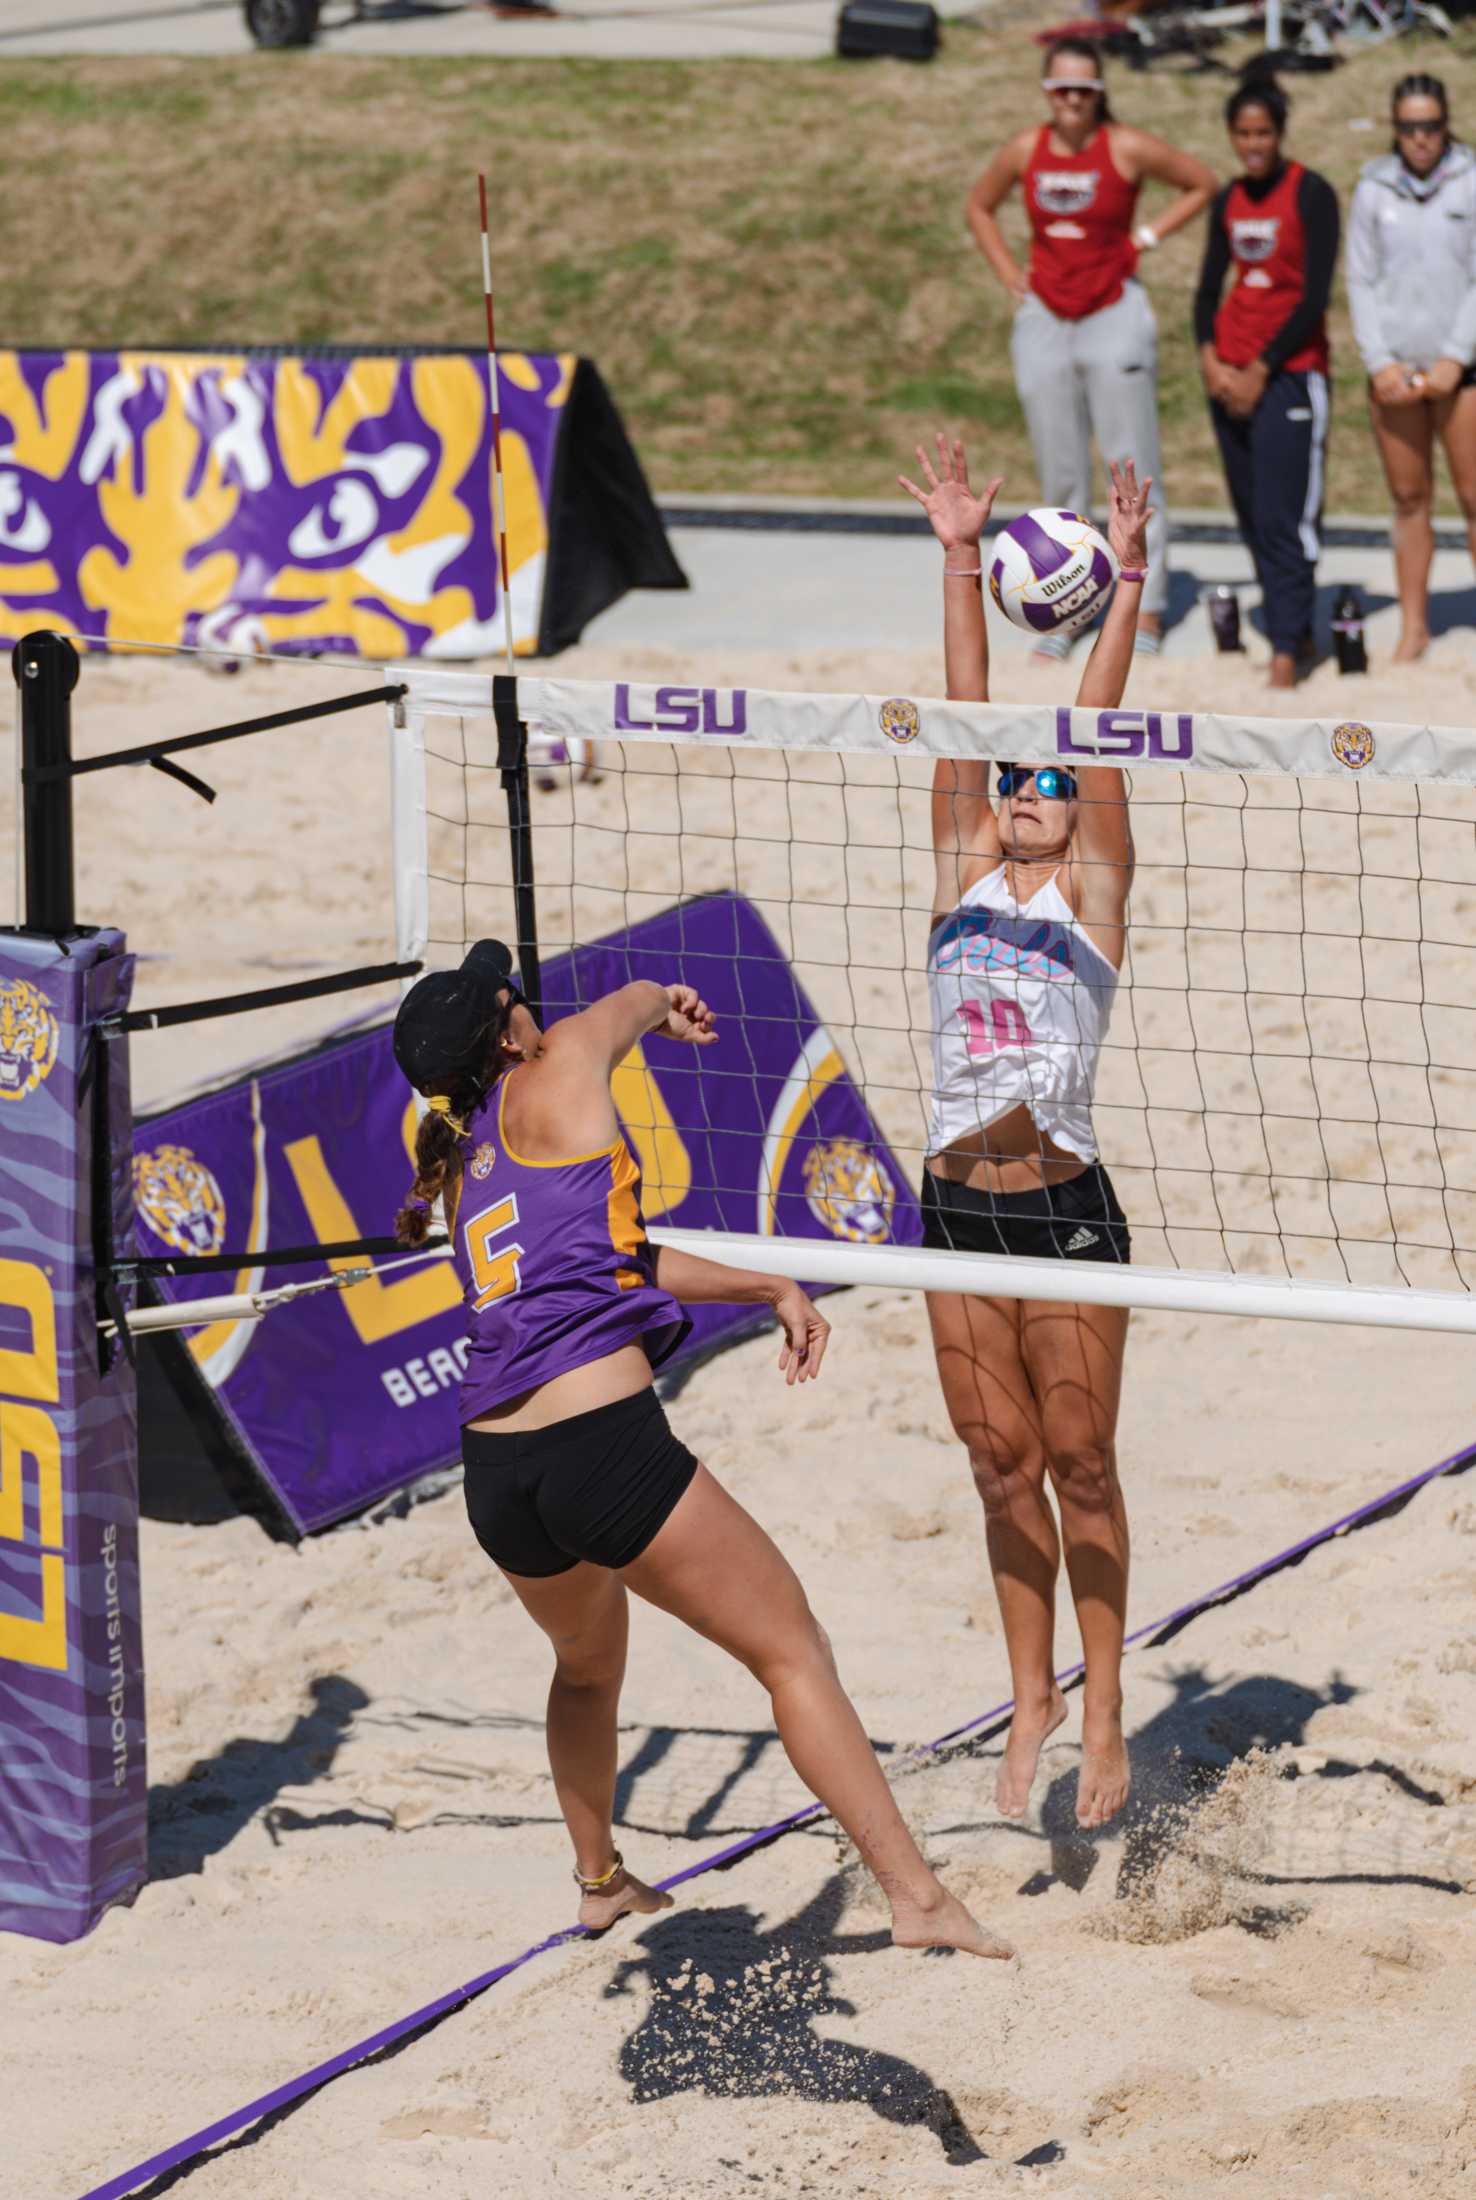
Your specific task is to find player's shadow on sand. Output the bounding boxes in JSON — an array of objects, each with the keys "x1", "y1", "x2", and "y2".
[
  {"x1": 147, "y1": 1673, "x2": 371, "y2": 1878},
  {"x1": 1426, "y1": 582, "x2": 1476, "y2": 640},
  {"x1": 605, "y1": 1874, "x2": 1002, "y2": 2166},
  {"x1": 1014, "y1": 1662, "x2": 1459, "y2": 1904},
  {"x1": 1022, "y1": 1663, "x2": 1354, "y2": 1897}
]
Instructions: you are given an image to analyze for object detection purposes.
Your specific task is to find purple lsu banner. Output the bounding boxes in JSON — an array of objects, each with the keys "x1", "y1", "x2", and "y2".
[
  {"x1": 135, "y1": 894, "x2": 921, "y2": 1535},
  {"x1": 1, "y1": 932, "x2": 145, "y2": 1944},
  {"x1": 0, "y1": 350, "x2": 684, "y2": 662}
]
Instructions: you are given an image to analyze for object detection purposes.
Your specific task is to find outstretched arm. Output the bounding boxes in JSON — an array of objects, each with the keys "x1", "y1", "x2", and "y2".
[
  {"x1": 1073, "y1": 457, "x2": 1149, "y2": 714},
  {"x1": 898, "y1": 434, "x2": 1006, "y2": 904},
  {"x1": 1069, "y1": 460, "x2": 1144, "y2": 937},
  {"x1": 561, "y1": 981, "x2": 716, "y2": 1075},
  {"x1": 530, "y1": 982, "x2": 717, "y2": 1154}
]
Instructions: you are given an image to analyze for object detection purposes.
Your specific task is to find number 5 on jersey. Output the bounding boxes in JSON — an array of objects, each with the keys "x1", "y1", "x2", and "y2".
[{"x1": 465, "y1": 1195, "x2": 525, "y2": 1310}]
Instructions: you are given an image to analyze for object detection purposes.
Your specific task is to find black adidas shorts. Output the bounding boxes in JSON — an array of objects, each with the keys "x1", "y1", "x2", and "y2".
[{"x1": 921, "y1": 1164, "x2": 1131, "y2": 1265}]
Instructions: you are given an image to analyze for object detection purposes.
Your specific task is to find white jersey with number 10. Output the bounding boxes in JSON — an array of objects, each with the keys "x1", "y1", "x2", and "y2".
[{"x1": 926, "y1": 864, "x2": 1118, "y2": 1164}]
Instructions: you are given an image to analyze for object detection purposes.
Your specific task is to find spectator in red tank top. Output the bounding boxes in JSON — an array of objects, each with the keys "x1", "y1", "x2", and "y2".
[
  {"x1": 1195, "y1": 78, "x2": 1339, "y2": 689},
  {"x1": 967, "y1": 37, "x2": 1215, "y2": 659}
]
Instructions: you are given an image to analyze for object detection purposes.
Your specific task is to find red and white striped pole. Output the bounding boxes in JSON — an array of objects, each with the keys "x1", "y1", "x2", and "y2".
[{"x1": 478, "y1": 173, "x2": 517, "y2": 677}]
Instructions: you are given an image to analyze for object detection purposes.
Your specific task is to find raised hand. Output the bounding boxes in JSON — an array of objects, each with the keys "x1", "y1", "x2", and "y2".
[
  {"x1": 898, "y1": 433, "x2": 1003, "y2": 555},
  {"x1": 1105, "y1": 457, "x2": 1152, "y2": 575}
]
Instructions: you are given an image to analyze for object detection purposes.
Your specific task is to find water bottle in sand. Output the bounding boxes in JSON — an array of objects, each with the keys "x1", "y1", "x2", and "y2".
[
  {"x1": 1332, "y1": 587, "x2": 1368, "y2": 676},
  {"x1": 1207, "y1": 585, "x2": 1243, "y2": 654}
]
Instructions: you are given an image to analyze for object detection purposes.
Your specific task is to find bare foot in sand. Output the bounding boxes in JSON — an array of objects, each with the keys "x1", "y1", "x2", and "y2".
[
  {"x1": 578, "y1": 1867, "x2": 672, "y2": 1933},
  {"x1": 1077, "y1": 1708, "x2": 1131, "y2": 1829},
  {"x1": 996, "y1": 1686, "x2": 1068, "y2": 1820},
  {"x1": 891, "y1": 1886, "x2": 1015, "y2": 1961},
  {"x1": 1393, "y1": 628, "x2": 1429, "y2": 663}
]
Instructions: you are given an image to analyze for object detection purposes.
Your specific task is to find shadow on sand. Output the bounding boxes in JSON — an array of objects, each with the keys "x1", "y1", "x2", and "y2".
[{"x1": 604, "y1": 1873, "x2": 1039, "y2": 2166}]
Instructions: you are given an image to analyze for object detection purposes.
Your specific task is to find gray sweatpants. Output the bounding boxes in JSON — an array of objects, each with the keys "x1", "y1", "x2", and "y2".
[{"x1": 1009, "y1": 279, "x2": 1169, "y2": 617}]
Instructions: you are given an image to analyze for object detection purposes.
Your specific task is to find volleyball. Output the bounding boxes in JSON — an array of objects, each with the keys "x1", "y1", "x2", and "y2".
[{"x1": 989, "y1": 508, "x2": 1117, "y2": 639}]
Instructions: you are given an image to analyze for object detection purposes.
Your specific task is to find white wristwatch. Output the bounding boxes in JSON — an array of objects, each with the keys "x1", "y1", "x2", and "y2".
[{"x1": 1133, "y1": 224, "x2": 1159, "y2": 252}]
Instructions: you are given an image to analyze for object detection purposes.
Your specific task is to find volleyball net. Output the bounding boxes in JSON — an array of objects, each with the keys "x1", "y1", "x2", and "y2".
[{"x1": 392, "y1": 668, "x2": 1476, "y2": 1334}]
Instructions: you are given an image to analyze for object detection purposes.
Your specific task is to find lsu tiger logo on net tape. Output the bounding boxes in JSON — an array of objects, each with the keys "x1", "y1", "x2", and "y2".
[
  {"x1": 802, "y1": 1138, "x2": 897, "y2": 1245},
  {"x1": 133, "y1": 1144, "x2": 229, "y2": 1257},
  {"x1": 1331, "y1": 722, "x2": 1375, "y2": 772},
  {"x1": 0, "y1": 978, "x2": 60, "y2": 1103},
  {"x1": 879, "y1": 697, "x2": 920, "y2": 746}
]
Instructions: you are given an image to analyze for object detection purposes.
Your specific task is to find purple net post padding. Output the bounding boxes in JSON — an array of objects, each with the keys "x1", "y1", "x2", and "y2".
[{"x1": 1, "y1": 930, "x2": 145, "y2": 1943}]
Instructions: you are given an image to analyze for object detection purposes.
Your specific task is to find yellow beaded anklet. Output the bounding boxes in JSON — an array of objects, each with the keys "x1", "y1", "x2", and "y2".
[{"x1": 573, "y1": 1848, "x2": 624, "y2": 1893}]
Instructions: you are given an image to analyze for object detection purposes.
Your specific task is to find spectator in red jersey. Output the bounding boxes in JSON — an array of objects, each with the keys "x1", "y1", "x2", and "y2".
[
  {"x1": 967, "y1": 35, "x2": 1215, "y2": 660},
  {"x1": 1195, "y1": 78, "x2": 1339, "y2": 689}
]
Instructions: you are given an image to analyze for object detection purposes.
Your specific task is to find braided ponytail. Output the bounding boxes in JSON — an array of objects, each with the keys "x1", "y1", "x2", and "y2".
[{"x1": 395, "y1": 1068, "x2": 484, "y2": 1247}]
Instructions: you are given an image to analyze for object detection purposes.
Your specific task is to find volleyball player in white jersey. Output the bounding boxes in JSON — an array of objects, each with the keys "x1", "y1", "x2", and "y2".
[{"x1": 898, "y1": 436, "x2": 1146, "y2": 1831}]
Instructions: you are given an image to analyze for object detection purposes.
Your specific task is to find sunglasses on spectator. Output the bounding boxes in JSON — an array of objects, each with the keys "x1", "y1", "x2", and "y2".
[
  {"x1": 997, "y1": 766, "x2": 1078, "y2": 801},
  {"x1": 1044, "y1": 80, "x2": 1102, "y2": 96},
  {"x1": 1395, "y1": 118, "x2": 1445, "y2": 136}
]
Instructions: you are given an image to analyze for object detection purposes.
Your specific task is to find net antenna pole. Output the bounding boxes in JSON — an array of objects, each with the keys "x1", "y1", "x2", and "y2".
[
  {"x1": 13, "y1": 629, "x2": 79, "y2": 935},
  {"x1": 478, "y1": 172, "x2": 518, "y2": 687},
  {"x1": 477, "y1": 174, "x2": 542, "y2": 1021}
]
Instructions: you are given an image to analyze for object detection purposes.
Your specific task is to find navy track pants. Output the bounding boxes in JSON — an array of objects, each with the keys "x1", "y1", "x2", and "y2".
[{"x1": 1210, "y1": 368, "x2": 1328, "y2": 655}]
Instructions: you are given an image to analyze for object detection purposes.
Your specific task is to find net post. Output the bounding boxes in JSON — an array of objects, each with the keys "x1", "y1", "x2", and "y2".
[
  {"x1": 12, "y1": 629, "x2": 79, "y2": 936},
  {"x1": 493, "y1": 674, "x2": 542, "y2": 1021},
  {"x1": 2, "y1": 633, "x2": 146, "y2": 1942},
  {"x1": 387, "y1": 683, "x2": 428, "y2": 978}
]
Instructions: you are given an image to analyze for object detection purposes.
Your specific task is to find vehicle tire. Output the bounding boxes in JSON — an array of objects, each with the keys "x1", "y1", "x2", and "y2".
[{"x1": 244, "y1": 0, "x2": 321, "y2": 46}]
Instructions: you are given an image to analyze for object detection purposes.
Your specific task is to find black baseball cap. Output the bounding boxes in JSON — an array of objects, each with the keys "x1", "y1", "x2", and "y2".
[{"x1": 392, "y1": 938, "x2": 516, "y2": 1089}]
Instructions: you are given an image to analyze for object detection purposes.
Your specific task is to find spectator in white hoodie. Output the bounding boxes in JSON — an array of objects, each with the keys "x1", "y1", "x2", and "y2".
[{"x1": 1346, "y1": 74, "x2": 1476, "y2": 662}]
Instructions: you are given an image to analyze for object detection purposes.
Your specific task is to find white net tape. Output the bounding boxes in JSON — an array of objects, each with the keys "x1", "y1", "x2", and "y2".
[{"x1": 391, "y1": 671, "x2": 1476, "y2": 1325}]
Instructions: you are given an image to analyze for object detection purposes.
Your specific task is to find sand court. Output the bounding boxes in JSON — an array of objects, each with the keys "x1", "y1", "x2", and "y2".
[{"x1": 5, "y1": 634, "x2": 1476, "y2": 2197}]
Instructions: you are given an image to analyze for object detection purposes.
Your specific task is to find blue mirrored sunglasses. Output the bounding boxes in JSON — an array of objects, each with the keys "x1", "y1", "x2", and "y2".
[{"x1": 997, "y1": 765, "x2": 1078, "y2": 801}]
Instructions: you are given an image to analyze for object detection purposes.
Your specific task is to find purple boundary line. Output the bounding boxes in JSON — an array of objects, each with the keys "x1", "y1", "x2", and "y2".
[{"x1": 77, "y1": 1436, "x2": 1474, "y2": 2200}]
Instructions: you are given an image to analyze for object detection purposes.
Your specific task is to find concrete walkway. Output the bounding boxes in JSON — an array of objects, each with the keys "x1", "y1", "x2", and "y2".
[
  {"x1": 583, "y1": 501, "x2": 1476, "y2": 664},
  {"x1": 0, "y1": 0, "x2": 844, "y2": 60}
]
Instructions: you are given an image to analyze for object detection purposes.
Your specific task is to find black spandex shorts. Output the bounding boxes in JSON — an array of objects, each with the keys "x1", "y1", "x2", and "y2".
[
  {"x1": 921, "y1": 1164, "x2": 1131, "y2": 1265},
  {"x1": 461, "y1": 1387, "x2": 699, "y2": 1578}
]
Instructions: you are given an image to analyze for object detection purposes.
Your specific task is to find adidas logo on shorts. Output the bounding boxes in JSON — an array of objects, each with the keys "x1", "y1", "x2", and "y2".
[{"x1": 1063, "y1": 1226, "x2": 1099, "y2": 1254}]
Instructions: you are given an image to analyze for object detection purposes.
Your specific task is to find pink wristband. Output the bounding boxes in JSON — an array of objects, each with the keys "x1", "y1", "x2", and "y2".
[{"x1": 1117, "y1": 567, "x2": 1148, "y2": 582}]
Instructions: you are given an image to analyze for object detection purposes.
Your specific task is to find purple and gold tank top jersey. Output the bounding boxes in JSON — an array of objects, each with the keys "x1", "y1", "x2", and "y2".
[{"x1": 452, "y1": 1071, "x2": 690, "y2": 1423}]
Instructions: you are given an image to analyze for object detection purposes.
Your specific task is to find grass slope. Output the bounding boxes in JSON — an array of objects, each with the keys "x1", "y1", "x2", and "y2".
[{"x1": 1, "y1": 18, "x2": 1472, "y2": 508}]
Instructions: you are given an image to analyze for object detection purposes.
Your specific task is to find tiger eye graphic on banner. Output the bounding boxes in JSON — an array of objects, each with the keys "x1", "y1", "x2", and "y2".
[
  {"x1": 137, "y1": 894, "x2": 919, "y2": 1535},
  {"x1": 0, "y1": 350, "x2": 684, "y2": 660}
]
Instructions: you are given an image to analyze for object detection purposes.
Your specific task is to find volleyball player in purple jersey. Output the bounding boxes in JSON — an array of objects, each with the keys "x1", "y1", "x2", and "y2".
[{"x1": 393, "y1": 946, "x2": 1011, "y2": 1958}]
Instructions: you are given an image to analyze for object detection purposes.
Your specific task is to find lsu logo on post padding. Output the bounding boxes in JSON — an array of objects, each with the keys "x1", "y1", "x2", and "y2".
[
  {"x1": 1332, "y1": 722, "x2": 1375, "y2": 772},
  {"x1": 0, "y1": 978, "x2": 60, "y2": 1103},
  {"x1": 803, "y1": 1138, "x2": 897, "y2": 1245},
  {"x1": 879, "y1": 698, "x2": 920, "y2": 746},
  {"x1": 133, "y1": 1145, "x2": 229, "y2": 1257}
]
